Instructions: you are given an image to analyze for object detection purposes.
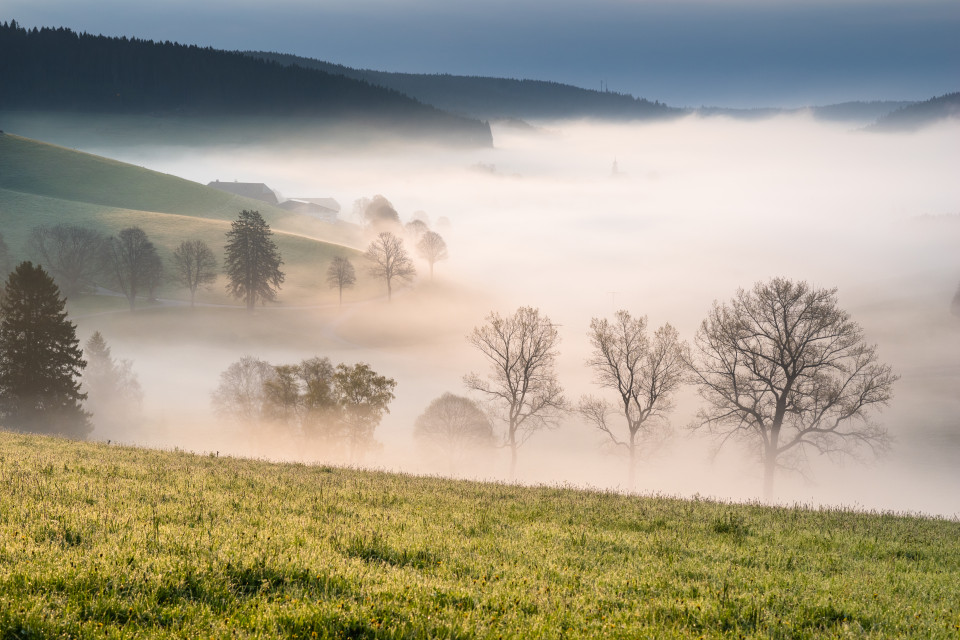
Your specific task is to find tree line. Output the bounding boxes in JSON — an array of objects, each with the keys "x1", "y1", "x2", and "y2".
[{"x1": 0, "y1": 218, "x2": 908, "y2": 496}]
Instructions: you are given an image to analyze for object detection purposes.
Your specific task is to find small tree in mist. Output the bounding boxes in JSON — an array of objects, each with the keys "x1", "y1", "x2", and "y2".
[
  {"x1": 365, "y1": 232, "x2": 415, "y2": 301},
  {"x1": 417, "y1": 231, "x2": 448, "y2": 280},
  {"x1": 687, "y1": 277, "x2": 897, "y2": 498},
  {"x1": 325, "y1": 256, "x2": 356, "y2": 305},
  {"x1": 27, "y1": 224, "x2": 104, "y2": 297},
  {"x1": 464, "y1": 306, "x2": 566, "y2": 477},
  {"x1": 224, "y1": 210, "x2": 284, "y2": 311},
  {"x1": 211, "y1": 355, "x2": 276, "y2": 424},
  {"x1": 332, "y1": 362, "x2": 397, "y2": 460},
  {"x1": 0, "y1": 262, "x2": 90, "y2": 438},
  {"x1": 100, "y1": 226, "x2": 162, "y2": 311},
  {"x1": 82, "y1": 331, "x2": 143, "y2": 436},
  {"x1": 951, "y1": 281, "x2": 960, "y2": 317},
  {"x1": 414, "y1": 392, "x2": 494, "y2": 474},
  {"x1": 360, "y1": 195, "x2": 401, "y2": 232},
  {"x1": 580, "y1": 311, "x2": 688, "y2": 488},
  {"x1": 405, "y1": 219, "x2": 429, "y2": 243},
  {"x1": 171, "y1": 239, "x2": 217, "y2": 306}
]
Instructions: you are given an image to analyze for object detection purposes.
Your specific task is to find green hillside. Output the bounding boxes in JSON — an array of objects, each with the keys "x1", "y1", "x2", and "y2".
[
  {"x1": 0, "y1": 133, "x2": 364, "y2": 305},
  {"x1": 1, "y1": 431, "x2": 959, "y2": 638}
]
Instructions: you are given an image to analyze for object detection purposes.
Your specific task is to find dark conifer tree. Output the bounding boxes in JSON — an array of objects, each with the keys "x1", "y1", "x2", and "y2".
[
  {"x1": 0, "y1": 262, "x2": 90, "y2": 438},
  {"x1": 224, "y1": 210, "x2": 285, "y2": 311}
]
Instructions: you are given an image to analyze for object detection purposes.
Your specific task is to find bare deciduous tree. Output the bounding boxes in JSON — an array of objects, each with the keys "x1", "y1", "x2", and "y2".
[
  {"x1": 365, "y1": 232, "x2": 415, "y2": 301},
  {"x1": 580, "y1": 311, "x2": 688, "y2": 488},
  {"x1": 414, "y1": 392, "x2": 495, "y2": 473},
  {"x1": 687, "y1": 277, "x2": 897, "y2": 498},
  {"x1": 325, "y1": 256, "x2": 356, "y2": 305},
  {"x1": 211, "y1": 355, "x2": 276, "y2": 424},
  {"x1": 172, "y1": 239, "x2": 217, "y2": 306},
  {"x1": 99, "y1": 227, "x2": 162, "y2": 310},
  {"x1": 464, "y1": 306, "x2": 566, "y2": 477},
  {"x1": 417, "y1": 231, "x2": 448, "y2": 280},
  {"x1": 27, "y1": 224, "x2": 104, "y2": 297}
]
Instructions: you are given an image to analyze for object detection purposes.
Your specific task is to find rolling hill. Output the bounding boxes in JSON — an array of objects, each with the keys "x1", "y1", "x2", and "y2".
[
  {"x1": 0, "y1": 133, "x2": 364, "y2": 304},
  {"x1": 250, "y1": 51, "x2": 681, "y2": 122},
  {"x1": 868, "y1": 92, "x2": 960, "y2": 131}
]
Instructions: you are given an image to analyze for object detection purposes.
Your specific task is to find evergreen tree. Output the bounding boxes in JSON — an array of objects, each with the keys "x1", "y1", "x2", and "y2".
[
  {"x1": 0, "y1": 262, "x2": 90, "y2": 437},
  {"x1": 82, "y1": 331, "x2": 143, "y2": 437},
  {"x1": 224, "y1": 210, "x2": 285, "y2": 311}
]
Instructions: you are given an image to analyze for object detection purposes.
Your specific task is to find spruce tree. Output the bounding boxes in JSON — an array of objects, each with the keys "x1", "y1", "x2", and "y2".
[
  {"x1": 0, "y1": 262, "x2": 90, "y2": 438},
  {"x1": 224, "y1": 210, "x2": 285, "y2": 311}
]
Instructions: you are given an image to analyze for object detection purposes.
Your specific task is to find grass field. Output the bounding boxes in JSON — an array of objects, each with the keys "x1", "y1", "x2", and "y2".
[{"x1": 1, "y1": 431, "x2": 958, "y2": 638}]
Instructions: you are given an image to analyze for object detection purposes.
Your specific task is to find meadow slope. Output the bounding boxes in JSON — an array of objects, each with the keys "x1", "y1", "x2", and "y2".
[{"x1": 1, "y1": 432, "x2": 958, "y2": 638}]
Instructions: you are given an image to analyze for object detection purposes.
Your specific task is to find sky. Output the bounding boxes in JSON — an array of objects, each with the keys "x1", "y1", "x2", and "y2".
[{"x1": 5, "y1": 0, "x2": 959, "y2": 107}]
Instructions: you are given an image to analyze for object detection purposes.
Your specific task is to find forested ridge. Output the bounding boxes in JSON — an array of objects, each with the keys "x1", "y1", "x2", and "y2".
[{"x1": 0, "y1": 22, "x2": 491, "y2": 143}]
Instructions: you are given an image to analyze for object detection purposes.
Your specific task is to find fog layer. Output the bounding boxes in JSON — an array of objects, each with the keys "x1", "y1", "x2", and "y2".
[{"x1": 49, "y1": 114, "x2": 960, "y2": 516}]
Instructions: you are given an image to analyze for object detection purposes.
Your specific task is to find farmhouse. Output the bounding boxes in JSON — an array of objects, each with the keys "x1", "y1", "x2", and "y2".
[
  {"x1": 279, "y1": 197, "x2": 341, "y2": 223},
  {"x1": 207, "y1": 180, "x2": 279, "y2": 205}
]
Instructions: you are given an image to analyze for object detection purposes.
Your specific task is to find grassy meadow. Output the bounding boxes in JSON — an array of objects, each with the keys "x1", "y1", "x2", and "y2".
[{"x1": 1, "y1": 432, "x2": 959, "y2": 639}]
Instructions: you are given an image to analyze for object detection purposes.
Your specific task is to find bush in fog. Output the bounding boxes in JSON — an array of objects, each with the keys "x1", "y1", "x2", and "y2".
[
  {"x1": 359, "y1": 195, "x2": 401, "y2": 232},
  {"x1": 365, "y1": 232, "x2": 415, "y2": 302},
  {"x1": 414, "y1": 392, "x2": 494, "y2": 473},
  {"x1": 465, "y1": 306, "x2": 566, "y2": 477},
  {"x1": 27, "y1": 224, "x2": 104, "y2": 297},
  {"x1": 212, "y1": 356, "x2": 395, "y2": 460},
  {"x1": 82, "y1": 331, "x2": 143, "y2": 437},
  {"x1": 686, "y1": 277, "x2": 897, "y2": 498},
  {"x1": 0, "y1": 262, "x2": 90, "y2": 438},
  {"x1": 579, "y1": 311, "x2": 687, "y2": 488},
  {"x1": 99, "y1": 226, "x2": 163, "y2": 311}
]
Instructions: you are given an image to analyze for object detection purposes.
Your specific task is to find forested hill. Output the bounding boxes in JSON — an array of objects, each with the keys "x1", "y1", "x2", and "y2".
[
  {"x1": 0, "y1": 22, "x2": 491, "y2": 146},
  {"x1": 249, "y1": 52, "x2": 681, "y2": 122},
  {"x1": 867, "y1": 92, "x2": 960, "y2": 131}
]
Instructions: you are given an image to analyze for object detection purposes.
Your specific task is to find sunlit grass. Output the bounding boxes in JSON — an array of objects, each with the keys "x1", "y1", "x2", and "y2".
[{"x1": 1, "y1": 431, "x2": 959, "y2": 638}]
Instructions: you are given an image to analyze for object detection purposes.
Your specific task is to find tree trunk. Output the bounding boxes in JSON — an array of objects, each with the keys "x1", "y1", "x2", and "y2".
[
  {"x1": 387, "y1": 277, "x2": 393, "y2": 302},
  {"x1": 508, "y1": 427, "x2": 517, "y2": 479},
  {"x1": 246, "y1": 292, "x2": 255, "y2": 311},
  {"x1": 628, "y1": 435, "x2": 636, "y2": 490}
]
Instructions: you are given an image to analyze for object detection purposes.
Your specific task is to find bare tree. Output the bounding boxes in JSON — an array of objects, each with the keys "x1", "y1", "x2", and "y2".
[
  {"x1": 365, "y1": 232, "x2": 415, "y2": 301},
  {"x1": 405, "y1": 219, "x2": 429, "y2": 243},
  {"x1": 325, "y1": 256, "x2": 356, "y2": 306},
  {"x1": 580, "y1": 311, "x2": 688, "y2": 488},
  {"x1": 211, "y1": 356, "x2": 276, "y2": 425},
  {"x1": 171, "y1": 239, "x2": 217, "y2": 306},
  {"x1": 464, "y1": 307, "x2": 566, "y2": 477},
  {"x1": 687, "y1": 277, "x2": 897, "y2": 498},
  {"x1": 27, "y1": 224, "x2": 104, "y2": 297},
  {"x1": 414, "y1": 392, "x2": 495, "y2": 474},
  {"x1": 99, "y1": 227, "x2": 162, "y2": 311},
  {"x1": 417, "y1": 231, "x2": 448, "y2": 280}
]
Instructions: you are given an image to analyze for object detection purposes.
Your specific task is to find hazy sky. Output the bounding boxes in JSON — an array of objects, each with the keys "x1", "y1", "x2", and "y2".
[{"x1": 6, "y1": 0, "x2": 959, "y2": 107}]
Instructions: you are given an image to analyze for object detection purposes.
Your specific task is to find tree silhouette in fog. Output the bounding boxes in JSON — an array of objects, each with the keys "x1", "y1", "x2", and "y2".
[
  {"x1": 100, "y1": 227, "x2": 162, "y2": 311},
  {"x1": 27, "y1": 224, "x2": 104, "y2": 298},
  {"x1": 325, "y1": 256, "x2": 356, "y2": 306},
  {"x1": 579, "y1": 311, "x2": 687, "y2": 489},
  {"x1": 0, "y1": 262, "x2": 90, "y2": 438},
  {"x1": 416, "y1": 231, "x2": 448, "y2": 280},
  {"x1": 465, "y1": 306, "x2": 566, "y2": 477},
  {"x1": 686, "y1": 277, "x2": 897, "y2": 498},
  {"x1": 82, "y1": 331, "x2": 143, "y2": 437},
  {"x1": 365, "y1": 232, "x2": 415, "y2": 302},
  {"x1": 414, "y1": 392, "x2": 494, "y2": 474},
  {"x1": 172, "y1": 239, "x2": 217, "y2": 306},
  {"x1": 224, "y1": 210, "x2": 284, "y2": 311}
]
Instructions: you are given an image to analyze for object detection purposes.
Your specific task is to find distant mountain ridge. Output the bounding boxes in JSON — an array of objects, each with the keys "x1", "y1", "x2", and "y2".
[
  {"x1": 248, "y1": 52, "x2": 681, "y2": 122},
  {"x1": 0, "y1": 21, "x2": 491, "y2": 146},
  {"x1": 867, "y1": 92, "x2": 960, "y2": 131}
]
